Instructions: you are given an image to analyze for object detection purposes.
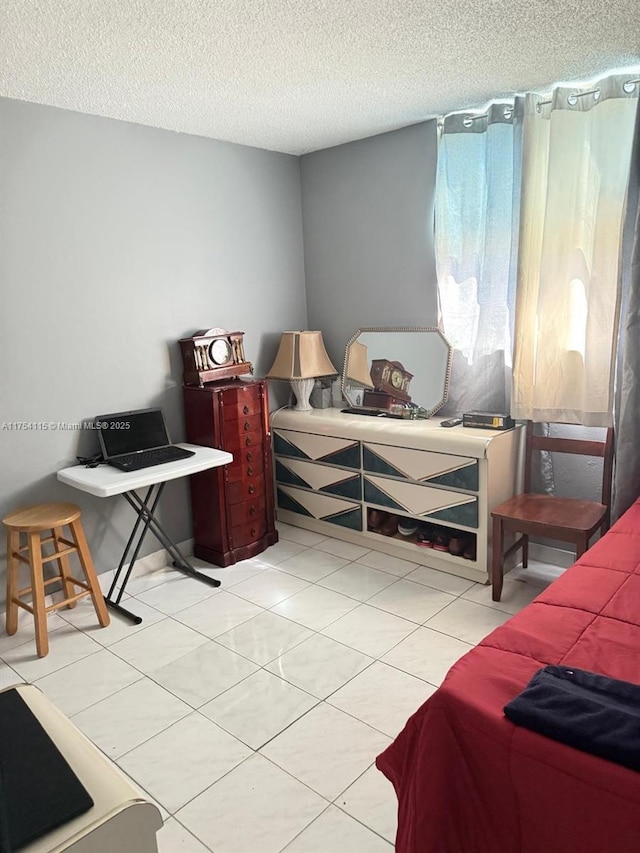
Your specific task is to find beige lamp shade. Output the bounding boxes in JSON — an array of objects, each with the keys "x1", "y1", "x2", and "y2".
[
  {"x1": 267, "y1": 331, "x2": 337, "y2": 380},
  {"x1": 267, "y1": 331, "x2": 337, "y2": 411},
  {"x1": 346, "y1": 341, "x2": 374, "y2": 388}
]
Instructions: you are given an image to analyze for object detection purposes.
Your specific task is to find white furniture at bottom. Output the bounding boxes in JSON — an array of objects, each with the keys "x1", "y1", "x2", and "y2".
[
  {"x1": 271, "y1": 409, "x2": 523, "y2": 583},
  {"x1": 8, "y1": 684, "x2": 162, "y2": 852}
]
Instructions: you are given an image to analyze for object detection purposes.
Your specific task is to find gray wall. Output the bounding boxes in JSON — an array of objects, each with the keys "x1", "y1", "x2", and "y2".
[
  {"x1": 300, "y1": 121, "x2": 439, "y2": 369},
  {"x1": 0, "y1": 98, "x2": 307, "y2": 572}
]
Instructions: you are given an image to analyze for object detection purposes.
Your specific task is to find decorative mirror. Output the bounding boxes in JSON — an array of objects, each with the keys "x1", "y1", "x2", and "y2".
[{"x1": 342, "y1": 327, "x2": 453, "y2": 417}]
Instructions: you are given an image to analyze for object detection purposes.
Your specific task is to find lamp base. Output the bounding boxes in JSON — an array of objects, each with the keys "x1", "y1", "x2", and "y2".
[{"x1": 290, "y1": 378, "x2": 315, "y2": 412}]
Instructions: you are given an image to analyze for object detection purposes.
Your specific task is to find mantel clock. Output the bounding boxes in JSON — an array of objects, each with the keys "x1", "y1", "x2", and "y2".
[
  {"x1": 368, "y1": 359, "x2": 413, "y2": 402},
  {"x1": 179, "y1": 328, "x2": 252, "y2": 387}
]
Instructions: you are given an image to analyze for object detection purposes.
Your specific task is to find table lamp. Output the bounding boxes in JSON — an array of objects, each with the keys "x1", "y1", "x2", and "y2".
[
  {"x1": 346, "y1": 341, "x2": 374, "y2": 389},
  {"x1": 267, "y1": 331, "x2": 338, "y2": 411}
]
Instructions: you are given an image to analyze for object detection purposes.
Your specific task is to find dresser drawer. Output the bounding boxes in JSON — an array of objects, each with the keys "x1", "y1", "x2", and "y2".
[
  {"x1": 277, "y1": 485, "x2": 362, "y2": 532},
  {"x1": 227, "y1": 443, "x2": 262, "y2": 468},
  {"x1": 275, "y1": 458, "x2": 361, "y2": 501},
  {"x1": 222, "y1": 389, "x2": 263, "y2": 421},
  {"x1": 230, "y1": 518, "x2": 268, "y2": 549},
  {"x1": 223, "y1": 413, "x2": 263, "y2": 437},
  {"x1": 228, "y1": 476, "x2": 264, "y2": 505},
  {"x1": 363, "y1": 474, "x2": 478, "y2": 528},
  {"x1": 363, "y1": 442, "x2": 479, "y2": 492},
  {"x1": 227, "y1": 458, "x2": 265, "y2": 484},
  {"x1": 219, "y1": 382, "x2": 264, "y2": 407},
  {"x1": 273, "y1": 429, "x2": 360, "y2": 470},
  {"x1": 223, "y1": 429, "x2": 263, "y2": 456},
  {"x1": 229, "y1": 497, "x2": 266, "y2": 527}
]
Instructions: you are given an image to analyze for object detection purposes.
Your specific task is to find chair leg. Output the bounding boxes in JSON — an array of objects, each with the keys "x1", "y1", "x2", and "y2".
[
  {"x1": 28, "y1": 532, "x2": 49, "y2": 658},
  {"x1": 576, "y1": 535, "x2": 589, "y2": 559},
  {"x1": 69, "y1": 520, "x2": 110, "y2": 628},
  {"x1": 522, "y1": 534, "x2": 529, "y2": 568},
  {"x1": 52, "y1": 526, "x2": 77, "y2": 609},
  {"x1": 5, "y1": 530, "x2": 20, "y2": 636},
  {"x1": 492, "y1": 516, "x2": 505, "y2": 602}
]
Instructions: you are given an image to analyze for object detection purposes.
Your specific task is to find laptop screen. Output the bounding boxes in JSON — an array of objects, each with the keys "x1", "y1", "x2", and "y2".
[{"x1": 95, "y1": 409, "x2": 171, "y2": 459}]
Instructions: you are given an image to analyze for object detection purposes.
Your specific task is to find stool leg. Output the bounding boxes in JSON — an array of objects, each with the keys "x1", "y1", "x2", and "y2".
[
  {"x1": 52, "y1": 526, "x2": 77, "y2": 609},
  {"x1": 69, "y1": 520, "x2": 110, "y2": 627},
  {"x1": 6, "y1": 530, "x2": 20, "y2": 636},
  {"x1": 28, "y1": 532, "x2": 49, "y2": 658}
]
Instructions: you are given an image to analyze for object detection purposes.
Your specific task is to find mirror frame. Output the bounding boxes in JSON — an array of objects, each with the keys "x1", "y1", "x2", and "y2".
[{"x1": 341, "y1": 326, "x2": 453, "y2": 417}]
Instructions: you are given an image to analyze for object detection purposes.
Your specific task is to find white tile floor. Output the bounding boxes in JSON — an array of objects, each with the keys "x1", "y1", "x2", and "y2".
[{"x1": 0, "y1": 523, "x2": 562, "y2": 852}]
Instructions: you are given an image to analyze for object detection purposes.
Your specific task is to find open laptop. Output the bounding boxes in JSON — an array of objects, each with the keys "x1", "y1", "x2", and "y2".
[{"x1": 95, "y1": 408, "x2": 195, "y2": 472}]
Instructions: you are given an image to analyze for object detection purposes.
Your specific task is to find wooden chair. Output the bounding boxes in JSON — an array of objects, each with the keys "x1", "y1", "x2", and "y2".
[
  {"x1": 491, "y1": 422, "x2": 614, "y2": 601},
  {"x1": 3, "y1": 502, "x2": 110, "y2": 657}
]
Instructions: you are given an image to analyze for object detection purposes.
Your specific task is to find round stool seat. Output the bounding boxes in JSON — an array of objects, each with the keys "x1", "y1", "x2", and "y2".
[{"x1": 3, "y1": 503, "x2": 81, "y2": 532}]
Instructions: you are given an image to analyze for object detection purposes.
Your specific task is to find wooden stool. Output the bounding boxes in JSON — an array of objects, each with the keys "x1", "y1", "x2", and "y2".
[{"x1": 3, "y1": 503, "x2": 110, "y2": 657}]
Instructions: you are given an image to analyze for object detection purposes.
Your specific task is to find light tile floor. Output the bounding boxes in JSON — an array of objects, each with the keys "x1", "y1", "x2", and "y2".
[{"x1": 0, "y1": 523, "x2": 562, "y2": 852}]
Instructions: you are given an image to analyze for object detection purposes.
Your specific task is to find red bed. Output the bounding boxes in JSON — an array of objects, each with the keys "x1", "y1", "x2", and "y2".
[{"x1": 377, "y1": 498, "x2": 640, "y2": 853}]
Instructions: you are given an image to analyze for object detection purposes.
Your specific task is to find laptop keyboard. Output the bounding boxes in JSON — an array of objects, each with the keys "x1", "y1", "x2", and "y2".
[{"x1": 111, "y1": 446, "x2": 195, "y2": 471}]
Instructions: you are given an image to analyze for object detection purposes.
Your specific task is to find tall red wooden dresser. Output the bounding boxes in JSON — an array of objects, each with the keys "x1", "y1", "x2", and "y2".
[{"x1": 183, "y1": 379, "x2": 278, "y2": 566}]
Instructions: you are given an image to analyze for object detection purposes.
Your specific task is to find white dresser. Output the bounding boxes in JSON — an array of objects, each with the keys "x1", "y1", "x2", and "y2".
[{"x1": 271, "y1": 409, "x2": 523, "y2": 583}]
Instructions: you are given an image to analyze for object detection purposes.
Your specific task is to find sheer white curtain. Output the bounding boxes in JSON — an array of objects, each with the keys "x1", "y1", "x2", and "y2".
[
  {"x1": 512, "y1": 73, "x2": 639, "y2": 426},
  {"x1": 435, "y1": 102, "x2": 522, "y2": 415},
  {"x1": 613, "y1": 91, "x2": 640, "y2": 519}
]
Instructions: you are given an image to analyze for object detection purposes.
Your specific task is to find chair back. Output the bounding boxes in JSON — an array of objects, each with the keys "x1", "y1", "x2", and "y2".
[{"x1": 523, "y1": 421, "x2": 615, "y2": 512}]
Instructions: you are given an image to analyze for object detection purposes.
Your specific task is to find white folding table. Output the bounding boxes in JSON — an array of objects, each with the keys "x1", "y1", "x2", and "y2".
[{"x1": 57, "y1": 444, "x2": 232, "y2": 624}]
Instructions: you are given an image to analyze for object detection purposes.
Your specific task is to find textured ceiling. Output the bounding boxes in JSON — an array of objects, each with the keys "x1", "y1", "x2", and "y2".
[{"x1": 2, "y1": 0, "x2": 639, "y2": 154}]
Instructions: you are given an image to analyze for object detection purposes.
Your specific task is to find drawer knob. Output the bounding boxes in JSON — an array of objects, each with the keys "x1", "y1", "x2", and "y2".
[
  {"x1": 249, "y1": 506, "x2": 256, "y2": 516},
  {"x1": 243, "y1": 405, "x2": 250, "y2": 415},
  {"x1": 248, "y1": 485, "x2": 255, "y2": 495},
  {"x1": 245, "y1": 437, "x2": 252, "y2": 446},
  {"x1": 251, "y1": 528, "x2": 257, "y2": 537},
  {"x1": 247, "y1": 466, "x2": 254, "y2": 476},
  {"x1": 244, "y1": 421, "x2": 251, "y2": 431},
  {"x1": 246, "y1": 451, "x2": 253, "y2": 461}
]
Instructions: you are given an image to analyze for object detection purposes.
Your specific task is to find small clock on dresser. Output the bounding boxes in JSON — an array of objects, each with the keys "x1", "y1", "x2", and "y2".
[
  {"x1": 369, "y1": 359, "x2": 413, "y2": 401},
  {"x1": 179, "y1": 328, "x2": 253, "y2": 386}
]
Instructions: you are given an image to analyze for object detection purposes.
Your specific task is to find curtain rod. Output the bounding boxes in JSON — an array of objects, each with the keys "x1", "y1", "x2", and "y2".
[
  {"x1": 440, "y1": 75, "x2": 640, "y2": 125},
  {"x1": 536, "y1": 87, "x2": 600, "y2": 112},
  {"x1": 462, "y1": 106, "x2": 513, "y2": 127},
  {"x1": 536, "y1": 76, "x2": 640, "y2": 112},
  {"x1": 450, "y1": 104, "x2": 515, "y2": 128}
]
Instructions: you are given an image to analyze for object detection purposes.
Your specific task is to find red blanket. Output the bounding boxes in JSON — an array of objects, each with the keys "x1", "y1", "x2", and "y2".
[{"x1": 377, "y1": 499, "x2": 640, "y2": 853}]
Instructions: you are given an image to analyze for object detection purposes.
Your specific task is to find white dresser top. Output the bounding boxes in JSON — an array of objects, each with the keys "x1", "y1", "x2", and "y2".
[{"x1": 271, "y1": 408, "x2": 518, "y2": 459}]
